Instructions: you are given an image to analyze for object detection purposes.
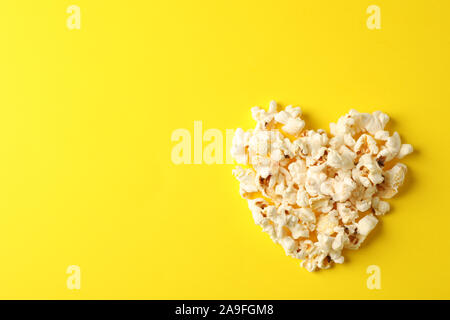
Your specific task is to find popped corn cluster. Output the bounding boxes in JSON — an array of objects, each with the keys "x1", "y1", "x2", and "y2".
[{"x1": 231, "y1": 101, "x2": 413, "y2": 272}]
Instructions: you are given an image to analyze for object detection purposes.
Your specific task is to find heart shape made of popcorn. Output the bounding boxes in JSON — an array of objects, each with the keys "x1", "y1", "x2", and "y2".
[{"x1": 231, "y1": 101, "x2": 413, "y2": 271}]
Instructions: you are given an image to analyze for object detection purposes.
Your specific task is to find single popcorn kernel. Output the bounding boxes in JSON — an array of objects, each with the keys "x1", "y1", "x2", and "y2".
[{"x1": 232, "y1": 101, "x2": 413, "y2": 271}]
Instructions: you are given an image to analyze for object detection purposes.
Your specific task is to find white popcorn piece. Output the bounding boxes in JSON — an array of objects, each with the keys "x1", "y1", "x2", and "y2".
[
  {"x1": 364, "y1": 111, "x2": 390, "y2": 135},
  {"x1": 377, "y1": 132, "x2": 406, "y2": 162},
  {"x1": 336, "y1": 202, "x2": 358, "y2": 224},
  {"x1": 371, "y1": 197, "x2": 390, "y2": 216},
  {"x1": 356, "y1": 215, "x2": 378, "y2": 240},
  {"x1": 376, "y1": 163, "x2": 408, "y2": 199},
  {"x1": 374, "y1": 130, "x2": 390, "y2": 141},
  {"x1": 232, "y1": 167, "x2": 258, "y2": 197},
  {"x1": 251, "y1": 100, "x2": 278, "y2": 130},
  {"x1": 232, "y1": 102, "x2": 413, "y2": 271},
  {"x1": 309, "y1": 195, "x2": 333, "y2": 213},
  {"x1": 316, "y1": 211, "x2": 339, "y2": 235},
  {"x1": 296, "y1": 207, "x2": 316, "y2": 225},
  {"x1": 332, "y1": 232, "x2": 345, "y2": 251},
  {"x1": 355, "y1": 134, "x2": 379, "y2": 155},
  {"x1": 326, "y1": 147, "x2": 355, "y2": 170},
  {"x1": 357, "y1": 215, "x2": 378, "y2": 235},
  {"x1": 398, "y1": 144, "x2": 413, "y2": 159},
  {"x1": 274, "y1": 104, "x2": 305, "y2": 136}
]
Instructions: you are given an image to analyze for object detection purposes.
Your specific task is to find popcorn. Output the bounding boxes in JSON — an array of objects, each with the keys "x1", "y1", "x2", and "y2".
[
  {"x1": 355, "y1": 134, "x2": 379, "y2": 155},
  {"x1": 316, "y1": 210, "x2": 339, "y2": 235},
  {"x1": 274, "y1": 105, "x2": 305, "y2": 136},
  {"x1": 371, "y1": 197, "x2": 390, "y2": 216},
  {"x1": 398, "y1": 144, "x2": 413, "y2": 159},
  {"x1": 376, "y1": 163, "x2": 408, "y2": 199},
  {"x1": 232, "y1": 167, "x2": 258, "y2": 196},
  {"x1": 355, "y1": 214, "x2": 379, "y2": 245},
  {"x1": 336, "y1": 202, "x2": 358, "y2": 224},
  {"x1": 357, "y1": 214, "x2": 378, "y2": 236},
  {"x1": 232, "y1": 101, "x2": 413, "y2": 271}
]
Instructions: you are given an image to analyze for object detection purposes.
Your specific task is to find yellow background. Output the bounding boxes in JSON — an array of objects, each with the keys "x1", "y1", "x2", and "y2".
[{"x1": 0, "y1": 0, "x2": 448, "y2": 299}]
